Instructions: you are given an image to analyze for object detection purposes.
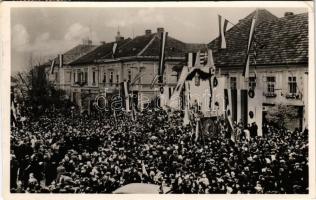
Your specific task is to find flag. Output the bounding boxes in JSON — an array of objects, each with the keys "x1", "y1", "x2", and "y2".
[
  {"x1": 113, "y1": 109, "x2": 117, "y2": 127},
  {"x1": 160, "y1": 85, "x2": 170, "y2": 109},
  {"x1": 50, "y1": 59, "x2": 55, "y2": 74},
  {"x1": 218, "y1": 15, "x2": 229, "y2": 49},
  {"x1": 240, "y1": 89, "x2": 248, "y2": 126},
  {"x1": 58, "y1": 54, "x2": 63, "y2": 68},
  {"x1": 168, "y1": 66, "x2": 189, "y2": 109},
  {"x1": 224, "y1": 89, "x2": 235, "y2": 141},
  {"x1": 224, "y1": 89, "x2": 235, "y2": 127},
  {"x1": 199, "y1": 51, "x2": 207, "y2": 65},
  {"x1": 141, "y1": 162, "x2": 148, "y2": 177},
  {"x1": 11, "y1": 96, "x2": 17, "y2": 127},
  {"x1": 131, "y1": 102, "x2": 137, "y2": 121},
  {"x1": 243, "y1": 12, "x2": 257, "y2": 79},
  {"x1": 185, "y1": 81, "x2": 192, "y2": 110},
  {"x1": 112, "y1": 42, "x2": 118, "y2": 57},
  {"x1": 183, "y1": 105, "x2": 190, "y2": 126},
  {"x1": 150, "y1": 74, "x2": 160, "y2": 89},
  {"x1": 158, "y1": 31, "x2": 168, "y2": 83},
  {"x1": 194, "y1": 51, "x2": 201, "y2": 67},
  {"x1": 131, "y1": 72, "x2": 143, "y2": 86},
  {"x1": 120, "y1": 81, "x2": 130, "y2": 112},
  {"x1": 211, "y1": 77, "x2": 225, "y2": 114},
  {"x1": 206, "y1": 49, "x2": 215, "y2": 68},
  {"x1": 195, "y1": 118, "x2": 200, "y2": 142},
  {"x1": 224, "y1": 89, "x2": 248, "y2": 126},
  {"x1": 186, "y1": 52, "x2": 196, "y2": 69}
]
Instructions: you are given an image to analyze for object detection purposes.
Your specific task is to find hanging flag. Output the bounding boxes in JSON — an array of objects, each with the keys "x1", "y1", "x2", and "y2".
[
  {"x1": 150, "y1": 74, "x2": 160, "y2": 89},
  {"x1": 160, "y1": 85, "x2": 170, "y2": 109},
  {"x1": 199, "y1": 51, "x2": 207, "y2": 65},
  {"x1": 195, "y1": 118, "x2": 200, "y2": 142},
  {"x1": 194, "y1": 51, "x2": 201, "y2": 67},
  {"x1": 185, "y1": 81, "x2": 192, "y2": 112},
  {"x1": 11, "y1": 96, "x2": 17, "y2": 127},
  {"x1": 218, "y1": 15, "x2": 229, "y2": 49},
  {"x1": 50, "y1": 59, "x2": 55, "y2": 74},
  {"x1": 168, "y1": 66, "x2": 189, "y2": 109},
  {"x1": 224, "y1": 89, "x2": 235, "y2": 125},
  {"x1": 183, "y1": 104, "x2": 190, "y2": 126},
  {"x1": 59, "y1": 54, "x2": 63, "y2": 68},
  {"x1": 131, "y1": 71, "x2": 144, "y2": 86},
  {"x1": 206, "y1": 49, "x2": 215, "y2": 68},
  {"x1": 243, "y1": 12, "x2": 257, "y2": 79},
  {"x1": 211, "y1": 77, "x2": 225, "y2": 114},
  {"x1": 113, "y1": 108, "x2": 117, "y2": 127},
  {"x1": 142, "y1": 162, "x2": 149, "y2": 177},
  {"x1": 112, "y1": 42, "x2": 118, "y2": 58},
  {"x1": 131, "y1": 102, "x2": 137, "y2": 121},
  {"x1": 240, "y1": 89, "x2": 248, "y2": 126},
  {"x1": 224, "y1": 89, "x2": 235, "y2": 141},
  {"x1": 186, "y1": 52, "x2": 196, "y2": 69},
  {"x1": 120, "y1": 81, "x2": 130, "y2": 112},
  {"x1": 158, "y1": 31, "x2": 168, "y2": 83}
]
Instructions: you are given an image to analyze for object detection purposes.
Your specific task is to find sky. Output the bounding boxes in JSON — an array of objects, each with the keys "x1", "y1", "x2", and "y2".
[{"x1": 11, "y1": 7, "x2": 307, "y2": 74}]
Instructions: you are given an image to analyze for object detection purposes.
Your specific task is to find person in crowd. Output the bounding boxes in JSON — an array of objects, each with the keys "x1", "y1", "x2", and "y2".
[{"x1": 10, "y1": 105, "x2": 309, "y2": 194}]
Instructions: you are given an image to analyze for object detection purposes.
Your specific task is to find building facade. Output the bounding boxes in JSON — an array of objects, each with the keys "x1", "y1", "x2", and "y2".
[
  {"x1": 208, "y1": 9, "x2": 308, "y2": 130},
  {"x1": 45, "y1": 9, "x2": 308, "y2": 131},
  {"x1": 48, "y1": 28, "x2": 205, "y2": 112}
]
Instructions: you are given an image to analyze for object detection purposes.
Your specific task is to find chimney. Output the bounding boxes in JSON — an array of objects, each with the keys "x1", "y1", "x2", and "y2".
[
  {"x1": 100, "y1": 41, "x2": 106, "y2": 45},
  {"x1": 115, "y1": 30, "x2": 124, "y2": 42},
  {"x1": 157, "y1": 27, "x2": 164, "y2": 34},
  {"x1": 145, "y1": 29, "x2": 152, "y2": 36},
  {"x1": 284, "y1": 12, "x2": 294, "y2": 17},
  {"x1": 82, "y1": 38, "x2": 93, "y2": 45}
]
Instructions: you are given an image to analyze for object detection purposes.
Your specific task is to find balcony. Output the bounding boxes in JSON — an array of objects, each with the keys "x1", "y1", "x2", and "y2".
[
  {"x1": 285, "y1": 93, "x2": 301, "y2": 99},
  {"x1": 263, "y1": 92, "x2": 277, "y2": 98},
  {"x1": 74, "y1": 81, "x2": 87, "y2": 87}
]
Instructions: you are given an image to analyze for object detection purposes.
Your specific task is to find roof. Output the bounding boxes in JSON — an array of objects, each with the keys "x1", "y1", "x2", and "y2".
[
  {"x1": 70, "y1": 39, "x2": 131, "y2": 65},
  {"x1": 97, "y1": 32, "x2": 207, "y2": 61},
  {"x1": 208, "y1": 9, "x2": 308, "y2": 66},
  {"x1": 43, "y1": 44, "x2": 97, "y2": 66},
  {"x1": 185, "y1": 43, "x2": 208, "y2": 52}
]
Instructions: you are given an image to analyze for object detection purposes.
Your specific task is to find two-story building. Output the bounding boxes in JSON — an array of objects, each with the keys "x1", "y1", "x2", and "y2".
[
  {"x1": 65, "y1": 28, "x2": 205, "y2": 111},
  {"x1": 208, "y1": 9, "x2": 308, "y2": 130},
  {"x1": 43, "y1": 39, "x2": 97, "y2": 100},
  {"x1": 45, "y1": 28, "x2": 205, "y2": 112}
]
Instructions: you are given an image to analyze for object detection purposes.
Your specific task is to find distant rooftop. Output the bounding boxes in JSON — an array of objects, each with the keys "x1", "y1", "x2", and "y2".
[{"x1": 208, "y1": 9, "x2": 308, "y2": 66}]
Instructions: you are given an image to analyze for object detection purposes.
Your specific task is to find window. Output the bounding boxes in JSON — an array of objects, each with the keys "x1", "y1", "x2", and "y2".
[
  {"x1": 116, "y1": 74, "x2": 120, "y2": 84},
  {"x1": 66, "y1": 72, "x2": 71, "y2": 83},
  {"x1": 230, "y1": 77, "x2": 237, "y2": 90},
  {"x1": 92, "y1": 71, "x2": 96, "y2": 84},
  {"x1": 84, "y1": 71, "x2": 88, "y2": 83},
  {"x1": 195, "y1": 74, "x2": 200, "y2": 86},
  {"x1": 288, "y1": 76, "x2": 297, "y2": 94},
  {"x1": 110, "y1": 71, "x2": 113, "y2": 86},
  {"x1": 249, "y1": 77, "x2": 256, "y2": 89},
  {"x1": 266, "y1": 76, "x2": 275, "y2": 93},
  {"x1": 103, "y1": 73, "x2": 106, "y2": 83},
  {"x1": 73, "y1": 72, "x2": 76, "y2": 83},
  {"x1": 55, "y1": 72, "x2": 58, "y2": 82},
  {"x1": 77, "y1": 71, "x2": 81, "y2": 83},
  {"x1": 128, "y1": 70, "x2": 132, "y2": 82}
]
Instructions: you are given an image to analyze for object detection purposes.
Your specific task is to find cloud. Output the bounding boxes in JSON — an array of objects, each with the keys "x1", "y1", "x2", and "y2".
[
  {"x1": 64, "y1": 23, "x2": 91, "y2": 42},
  {"x1": 12, "y1": 24, "x2": 30, "y2": 49},
  {"x1": 35, "y1": 32, "x2": 50, "y2": 43},
  {"x1": 12, "y1": 22, "x2": 98, "y2": 58},
  {"x1": 106, "y1": 8, "x2": 165, "y2": 28}
]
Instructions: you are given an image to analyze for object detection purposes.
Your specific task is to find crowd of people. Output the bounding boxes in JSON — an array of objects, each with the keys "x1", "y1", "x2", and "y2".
[{"x1": 10, "y1": 106, "x2": 309, "y2": 194}]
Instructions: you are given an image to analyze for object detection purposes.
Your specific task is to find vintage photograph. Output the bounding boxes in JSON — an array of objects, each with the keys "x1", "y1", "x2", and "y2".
[{"x1": 8, "y1": 4, "x2": 311, "y2": 195}]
